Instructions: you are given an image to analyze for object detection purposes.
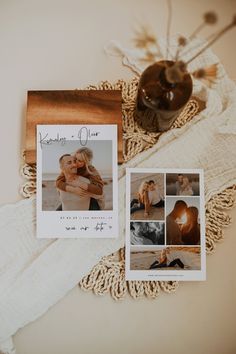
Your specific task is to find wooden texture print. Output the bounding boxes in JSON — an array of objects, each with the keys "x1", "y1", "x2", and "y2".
[{"x1": 25, "y1": 90, "x2": 123, "y2": 164}]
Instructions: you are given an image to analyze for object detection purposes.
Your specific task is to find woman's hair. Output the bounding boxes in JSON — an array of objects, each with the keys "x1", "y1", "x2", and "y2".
[
  {"x1": 138, "y1": 181, "x2": 149, "y2": 202},
  {"x1": 182, "y1": 176, "x2": 192, "y2": 189},
  {"x1": 160, "y1": 249, "x2": 167, "y2": 263},
  {"x1": 74, "y1": 147, "x2": 94, "y2": 175},
  {"x1": 187, "y1": 206, "x2": 198, "y2": 222}
]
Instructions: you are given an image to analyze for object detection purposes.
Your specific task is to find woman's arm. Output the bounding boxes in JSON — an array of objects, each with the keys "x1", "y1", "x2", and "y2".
[
  {"x1": 87, "y1": 183, "x2": 103, "y2": 195},
  {"x1": 57, "y1": 166, "x2": 103, "y2": 196}
]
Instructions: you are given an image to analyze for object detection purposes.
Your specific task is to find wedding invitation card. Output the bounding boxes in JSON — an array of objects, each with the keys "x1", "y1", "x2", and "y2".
[
  {"x1": 125, "y1": 168, "x2": 206, "y2": 281},
  {"x1": 36, "y1": 124, "x2": 118, "y2": 238}
]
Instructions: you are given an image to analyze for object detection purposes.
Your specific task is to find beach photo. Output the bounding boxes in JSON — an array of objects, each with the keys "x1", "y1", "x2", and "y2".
[
  {"x1": 130, "y1": 246, "x2": 201, "y2": 271},
  {"x1": 166, "y1": 196, "x2": 201, "y2": 245},
  {"x1": 130, "y1": 173, "x2": 165, "y2": 220},
  {"x1": 42, "y1": 140, "x2": 113, "y2": 211},
  {"x1": 166, "y1": 173, "x2": 200, "y2": 196},
  {"x1": 130, "y1": 222, "x2": 165, "y2": 245}
]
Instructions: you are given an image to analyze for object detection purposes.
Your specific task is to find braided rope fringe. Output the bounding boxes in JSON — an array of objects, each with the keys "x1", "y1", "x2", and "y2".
[{"x1": 21, "y1": 78, "x2": 236, "y2": 300}]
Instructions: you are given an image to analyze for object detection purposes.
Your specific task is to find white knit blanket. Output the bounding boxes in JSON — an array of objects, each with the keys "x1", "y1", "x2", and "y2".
[{"x1": 1, "y1": 42, "x2": 236, "y2": 354}]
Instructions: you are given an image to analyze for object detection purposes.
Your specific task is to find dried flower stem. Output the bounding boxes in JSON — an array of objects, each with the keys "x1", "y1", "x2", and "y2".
[
  {"x1": 175, "y1": 48, "x2": 180, "y2": 61},
  {"x1": 180, "y1": 41, "x2": 205, "y2": 61},
  {"x1": 155, "y1": 40, "x2": 163, "y2": 59},
  {"x1": 175, "y1": 39, "x2": 186, "y2": 61},
  {"x1": 189, "y1": 12, "x2": 218, "y2": 39},
  {"x1": 186, "y1": 21, "x2": 236, "y2": 65},
  {"x1": 189, "y1": 22, "x2": 206, "y2": 40},
  {"x1": 206, "y1": 29, "x2": 222, "y2": 41},
  {"x1": 166, "y1": 0, "x2": 172, "y2": 60}
]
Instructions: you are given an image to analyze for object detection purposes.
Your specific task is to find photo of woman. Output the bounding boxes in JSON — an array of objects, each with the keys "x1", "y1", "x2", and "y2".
[
  {"x1": 130, "y1": 173, "x2": 165, "y2": 220},
  {"x1": 149, "y1": 248, "x2": 184, "y2": 269},
  {"x1": 130, "y1": 246, "x2": 201, "y2": 271},
  {"x1": 166, "y1": 173, "x2": 199, "y2": 196},
  {"x1": 56, "y1": 147, "x2": 104, "y2": 211},
  {"x1": 178, "y1": 176, "x2": 194, "y2": 196},
  {"x1": 41, "y1": 140, "x2": 113, "y2": 211}
]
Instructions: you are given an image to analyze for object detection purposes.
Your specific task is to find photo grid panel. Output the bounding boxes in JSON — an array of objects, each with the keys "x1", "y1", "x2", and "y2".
[
  {"x1": 128, "y1": 171, "x2": 167, "y2": 274},
  {"x1": 126, "y1": 169, "x2": 206, "y2": 281},
  {"x1": 165, "y1": 172, "x2": 202, "y2": 272}
]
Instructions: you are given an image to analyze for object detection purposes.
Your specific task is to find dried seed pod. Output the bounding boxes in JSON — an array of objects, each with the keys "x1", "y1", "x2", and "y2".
[
  {"x1": 204, "y1": 12, "x2": 218, "y2": 25},
  {"x1": 178, "y1": 36, "x2": 187, "y2": 46},
  {"x1": 192, "y1": 64, "x2": 218, "y2": 86},
  {"x1": 133, "y1": 27, "x2": 157, "y2": 48},
  {"x1": 192, "y1": 68, "x2": 206, "y2": 79}
]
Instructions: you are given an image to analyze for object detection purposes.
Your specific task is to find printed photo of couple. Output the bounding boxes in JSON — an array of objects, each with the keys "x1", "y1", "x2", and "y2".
[
  {"x1": 130, "y1": 246, "x2": 201, "y2": 271},
  {"x1": 130, "y1": 222, "x2": 164, "y2": 246},
  {"x1": 166, "y1": 197, "x2": 201, "y2": 245},
  {"x1": 41, "y1": 140, "x2": 113, "y2": 211},
  {"x1": 130, "y1": 173, "x2": 165, "y2": 220},
  {"x1": 166, "y1": 173, "x2": 200, "y2": 196}
]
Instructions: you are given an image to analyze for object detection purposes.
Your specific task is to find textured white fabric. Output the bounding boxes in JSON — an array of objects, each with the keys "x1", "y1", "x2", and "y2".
[
  {"x1": 0, "y1": 197, "x2": 124, "y2": 352},
  {"x1": 1, "y1": 41, "x2": 236, "y2": 353}
]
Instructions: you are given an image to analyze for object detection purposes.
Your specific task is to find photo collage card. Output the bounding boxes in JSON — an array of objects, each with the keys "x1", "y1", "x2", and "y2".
[{"x1": 125, "y1": 168, "x2": 206, "y2": 281}]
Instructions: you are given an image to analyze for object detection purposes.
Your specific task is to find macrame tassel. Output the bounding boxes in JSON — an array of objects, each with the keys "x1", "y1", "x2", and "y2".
[
  {"x1": 20, "y1": 181, "x2": 37, "y2": 198},
  {"x1": 128, "y1": 281, "x2": 145, "y2": 299},
  {"x1": 205, "y1": 186, "x2": 235, "y2": 254},
  {"x1": 79, "y1": 250, "x2": 128, "y2": 300},
  {"x1": 205, "y1": 237, "x2": 216, "y2": 253},
  {"x1": 160, "y1": 281, "x2": 179, "y2": 293},
  {"x1": 143, "y1": 281, "x2": 161, "y2": 299},
  {"x1": 20, "y1": 163, "x2": 37, "y2": 198},
  {"x1": 80, "y1": 249, "x2": 179, "y2": 300},
  {"x1": 20, "y1": 163, "x2": 36, "y2": 180}
]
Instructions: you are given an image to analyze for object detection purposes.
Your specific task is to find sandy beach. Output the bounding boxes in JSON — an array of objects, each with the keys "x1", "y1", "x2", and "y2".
[
  {"x1": 130, "y1": 250, "x2": 163, "y2": 270},
  {"x1": 42, "y1": 178, "x2": 113, "y2": 211},
  {"x1": 130, "y1": 247, "x2": 201, "y2": 270},
  {"x1": 130, "y1": 173, "x2": 165, "y2": 221}
]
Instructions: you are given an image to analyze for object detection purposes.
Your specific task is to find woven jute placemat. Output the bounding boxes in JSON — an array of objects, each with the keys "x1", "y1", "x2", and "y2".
[{"x1": 21, "y1": 78, "x2": 235, "y2": 300}]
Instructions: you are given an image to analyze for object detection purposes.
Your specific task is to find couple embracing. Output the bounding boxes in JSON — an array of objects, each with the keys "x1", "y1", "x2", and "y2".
[
  {"x1": 56, "y1": 147, "x2": 104, "y2": 211},
  {"x1": 130, "y1": 180, "x2": 164, "y2": 218},
  {"x1": 167, "y1": 200, "x2": 200, "y2": 245}
]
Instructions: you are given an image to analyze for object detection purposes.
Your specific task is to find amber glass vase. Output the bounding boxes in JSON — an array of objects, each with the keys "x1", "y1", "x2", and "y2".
[{"x1": 135, "y1": 60, "x2": 193, "y2": 132}]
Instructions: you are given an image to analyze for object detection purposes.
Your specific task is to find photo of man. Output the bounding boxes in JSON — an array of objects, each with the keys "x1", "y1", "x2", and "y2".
[{"x1": 41, "y1": 140, "x2": 113, "y2": 211}]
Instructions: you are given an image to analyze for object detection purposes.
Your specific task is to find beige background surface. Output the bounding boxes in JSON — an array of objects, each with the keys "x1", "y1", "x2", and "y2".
[{"x1": 0, "y1": 0, "x2": 235, "y2": 353}]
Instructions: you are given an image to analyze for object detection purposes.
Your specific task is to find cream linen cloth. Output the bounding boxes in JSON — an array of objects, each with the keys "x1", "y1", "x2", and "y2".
[{"x1": 1, "y1": 40, "x2": 236, "y2": 353}]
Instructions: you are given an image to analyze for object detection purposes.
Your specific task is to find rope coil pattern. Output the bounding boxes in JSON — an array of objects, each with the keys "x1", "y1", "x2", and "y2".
[{"x1": 21, "y1": 78, "x2": 235, "y2": 300}]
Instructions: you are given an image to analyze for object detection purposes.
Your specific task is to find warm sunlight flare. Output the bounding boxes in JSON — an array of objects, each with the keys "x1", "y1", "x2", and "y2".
[{"x1": 180, "y1": 212, "x2": 187, "y2": 224}]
